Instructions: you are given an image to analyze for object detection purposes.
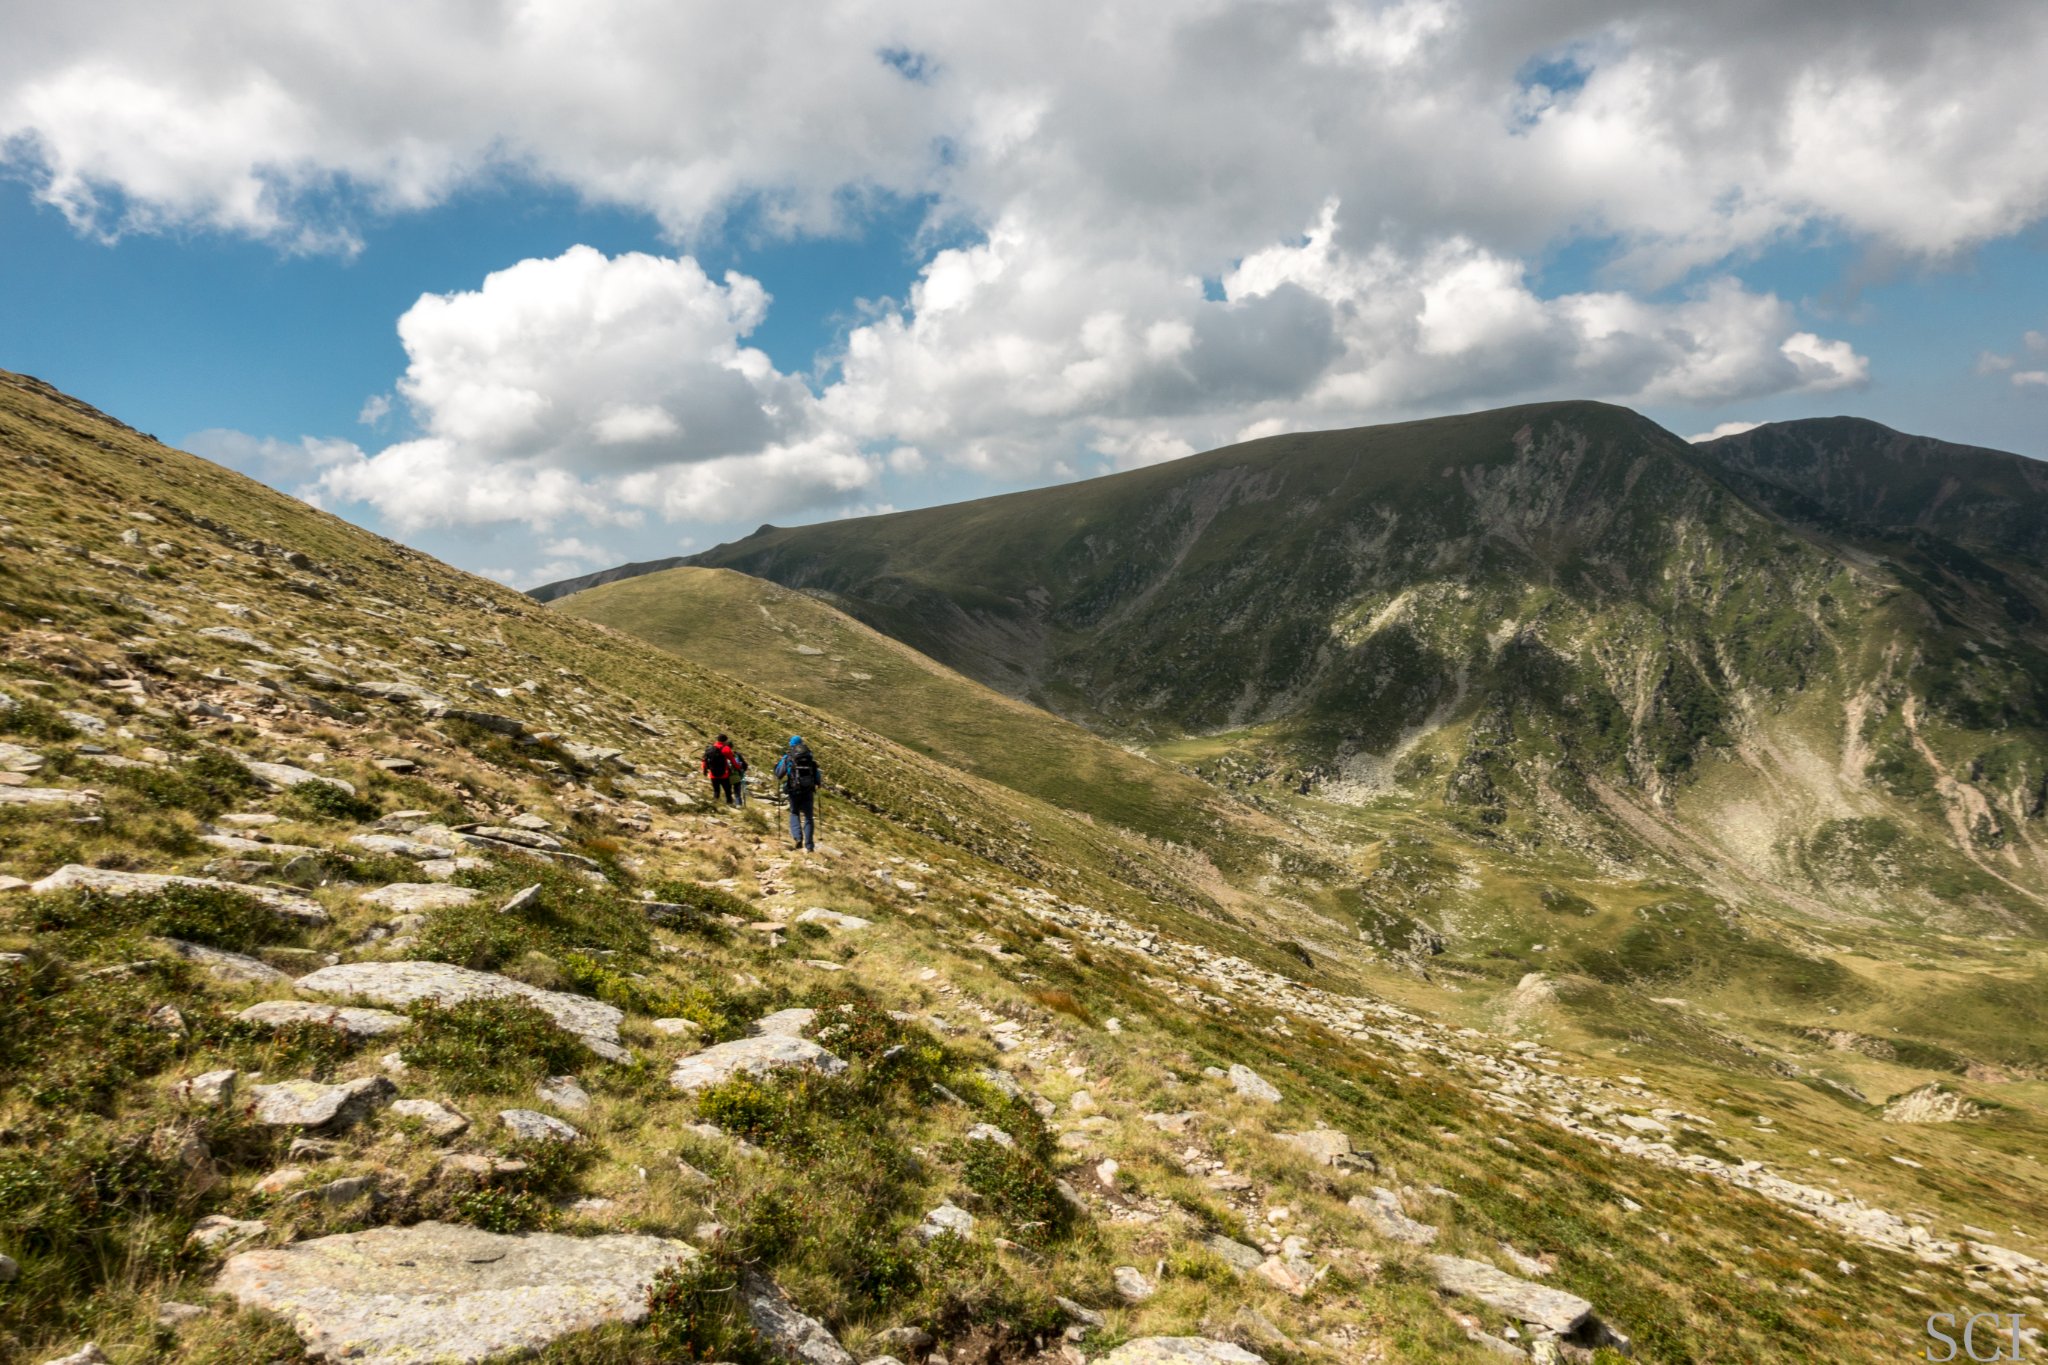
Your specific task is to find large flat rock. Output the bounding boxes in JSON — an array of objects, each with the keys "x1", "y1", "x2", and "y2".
[
  {"x1": 214, "y1": 1221, "x2": 695, "y2": 1365},
  {"x1": 359, "y1": 883, "x2": 478, "y2": 912},
  {"x1": 31, "y1": 865, "x2": 327, "y2": 924},
  {"x1": 1425, "y1": 1255, "x2": 1595, "y2": 1335},
  {"x1": 238, "y1": 1001, "x2": 413, "y2": 1038},
  {"x1": 294, "y1": 961, "x2": 628, "y2": 1063},
  {"x1": 1098, "y1": 1339, "x2": 1266, "y2": 1365},
  {"x1": 248, "y1": 762, "x2": 355, "y2": 795},
  {"x1": 151, "y1": 937, "x2": 292, "y2": 986},
  {"x1": 670, "y1": 1035, "x2": 848, "y2": 1092}
]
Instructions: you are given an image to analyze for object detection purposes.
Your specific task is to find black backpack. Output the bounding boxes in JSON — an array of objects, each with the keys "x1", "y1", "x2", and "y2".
[
  {"x1": 789, "y1": 749, "x2": 820, "y2": 792},
  {"x1": 703, "y1": 744, "x2": 730, "y2": 779}
]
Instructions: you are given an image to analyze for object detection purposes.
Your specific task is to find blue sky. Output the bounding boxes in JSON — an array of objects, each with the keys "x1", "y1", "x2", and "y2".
[{"x1": 4, "y1": 2, "x2": 2046, "y2": 586}]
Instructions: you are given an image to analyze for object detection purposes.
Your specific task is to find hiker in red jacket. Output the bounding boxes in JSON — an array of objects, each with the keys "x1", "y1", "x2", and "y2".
[{"x1": 702, "y1": 734, "x2": 740, "y2": 806}]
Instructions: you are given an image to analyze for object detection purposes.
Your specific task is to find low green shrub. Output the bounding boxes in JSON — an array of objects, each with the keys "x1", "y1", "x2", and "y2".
[
  {"x1": 398, "y1": 997, "x2": 587, "y2": 1092},
  {"x1": 23, "y1": 883, "x2": 299, "y2": 957},
  {"x1": 280, "y1": 778, "x2": 380, "y2": 823},
  {"x1": 0, "y1": 963, "x2": 187, "y2": 1110},
  {"x1": 0, "y1": 698, "x2": 79, "y2": 742},
  {"x1": 954, "y1": 1135, "x2": 1074, "y2": 1248}
]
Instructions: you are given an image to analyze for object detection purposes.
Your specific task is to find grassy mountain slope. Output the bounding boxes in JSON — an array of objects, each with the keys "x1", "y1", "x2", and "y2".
[
  {"x1": 6, "y1": 369, "x2": 2048, "y2": 1365},
  {"x1": 672, "y1": 404, "x2": 2048, "y2": 934},
  {"x1": 550, "y1": 565, "x2": 1287, "y2": 869}
]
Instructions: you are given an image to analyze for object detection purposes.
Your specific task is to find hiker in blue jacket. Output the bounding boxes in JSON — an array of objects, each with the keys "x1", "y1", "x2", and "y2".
[{"x1": 774, "y1": 736, "x2": 821, "y2": 851}]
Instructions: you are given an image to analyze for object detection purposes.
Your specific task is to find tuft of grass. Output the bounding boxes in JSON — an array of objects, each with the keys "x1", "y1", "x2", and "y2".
[{"x1": 397, "y1": 996, "x2": 587, "y2": 1091}]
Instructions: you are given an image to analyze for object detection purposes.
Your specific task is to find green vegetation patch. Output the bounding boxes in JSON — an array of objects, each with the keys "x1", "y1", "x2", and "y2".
[
  {"x1": 398, "y1": 997, "x2": 588, "y2": 1092},
  {"x1": 21, "y1": 883, "x2": 302, "y2": 959}
]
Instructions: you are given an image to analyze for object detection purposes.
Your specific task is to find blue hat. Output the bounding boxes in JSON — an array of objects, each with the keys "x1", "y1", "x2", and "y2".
[{"x1": 788, "y1": 735, "x2": 802, "y2": 747}]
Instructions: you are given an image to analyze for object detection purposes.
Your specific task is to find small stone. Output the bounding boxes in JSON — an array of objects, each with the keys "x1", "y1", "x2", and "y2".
[
  {"x1": 1228, "y1": 1065, "x2": 1281, "y2": 1103},
  {"x1": 878, "y1": 1326, "x2": 937, "y2": 1352},
  {"x1": 157, "y1": 1301, "x2": 207, "y2": 1326},
  {"x1": 187, "y1": 1215, "x2": 268, "y2": 1252},
  {"x1": 1112, "y1": 1265, "x2": 1156, "y2": 1302},
  {"x1": 794, "y1": 908, "x2": 873, "y2": 932},
  {"x1": 670, "y1": 1035, "x2": 847, "y2": 1092},
  {"x1": 501, "y1": 1109, "x2": 582, "y2": 1143},
  {"x1": 1349, "y1": 1188, "x2": 1439, "y2": 1246},
  {"x1": 742, "y1": 1274, "x2": 856, "y2": 1365},
  {"x1": 965, "y1": 1123, "x2": 1016, "y2": 1148},
  {"x1": 0, "y1": 1252, "x2": 17, "y2": 1283},
  {"x1": 255, "y1": 1168, "x2": 309, "y2": 1196},
  {"x1": 913, "y1": 1202, "x2": 976, "y2": 1243},
  {"x1": 650, "y1": 1017, "x2": 700, "y2": 1037},
  {"x1": 500, "y1": 884, "x2": 544, "y2": 915},
  {"x1": 147, "y1": 1003, "x2": 188, "y2": 1033},
  {"x1": 389, "y1": 1098, "x2": 471, "y2": 1139},
  {"x1": 40, "y1": 1344, "x2": 112, "y2": 1365},
  {"x1": 250, "y1": 1076, "x2": 397, "y2": 1132},
  {"x1": 751, "y1": 1007, "x2": 817, "y2": 1037},
  {"x1": 1206, "y1": 1235, "x2": 1265, "y2": 1272},
  {"x1": 536, "y1": 1075, "x2": 592, "y2": 1113},
  {"x1": 176, "y1": 1064, "x2": 237, "y2": 1113}
]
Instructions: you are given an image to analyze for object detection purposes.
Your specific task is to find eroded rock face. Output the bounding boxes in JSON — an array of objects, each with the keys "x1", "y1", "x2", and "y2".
[
  {"x1": 32, "y1": 865, "x2": 327, "y2": 924},
  {"x1": 669, "y1": 1035, "x2": 848, "y2": 1092},
  {"x1": 213, "y1": 1221, "x2": 695, "y2": 1365},
  {"x1": 292, "y1": 961, "x2": 628, "y2": 1062}
]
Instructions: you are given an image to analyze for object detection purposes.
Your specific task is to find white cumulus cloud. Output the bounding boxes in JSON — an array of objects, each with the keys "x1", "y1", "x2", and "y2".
[{"x1": 310, "y1": 245, "x2": 877, "y2": 531}]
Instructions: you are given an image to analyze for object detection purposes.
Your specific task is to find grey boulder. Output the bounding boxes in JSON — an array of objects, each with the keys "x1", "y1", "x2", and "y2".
[
  {"x1": 250, "y1": 1076, "x2": 396, "y2": 1132},
  {"x1": 237, "y1": 1001, "x2": 413, "y2": 1038},
  {"x1": 1426, "y1": 1255, "x2": 1626, "y2": 1350},
  {"x1": 293, "y1": 961, "x2": 629, "y2": 1062},
  {"x1": 670, "y1": 1035, "x2": 848, "y2": 1092}
]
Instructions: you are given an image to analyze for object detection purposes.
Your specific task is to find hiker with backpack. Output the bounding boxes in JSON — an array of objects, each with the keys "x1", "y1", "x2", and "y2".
[
  {"x1": 729, "y1": 741, "x2": 751, "y2": 806},
  {"x1": 702, "y1": 733, "x2": 740, "y2": 806},
  {"x1": 774, "y1": 736, "x2": 821, "y2": 851}
]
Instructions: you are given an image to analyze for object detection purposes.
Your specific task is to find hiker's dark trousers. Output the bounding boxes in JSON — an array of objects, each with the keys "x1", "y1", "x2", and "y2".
[
  {"x1": 788, "y1": 788, "x2": 815, "y2": 849},
  {"x1": 711, "y1": 777, "x2": 735, "y2": 805}
]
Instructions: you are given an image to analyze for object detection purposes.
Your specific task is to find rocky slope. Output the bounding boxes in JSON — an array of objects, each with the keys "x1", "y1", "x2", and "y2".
[
  {"x1": 617, "y1": 404, "x2": 2048, "y2": 934},
  {"x1": 4, "y1": 369, "x2": 2047, "y2": 1365}
]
